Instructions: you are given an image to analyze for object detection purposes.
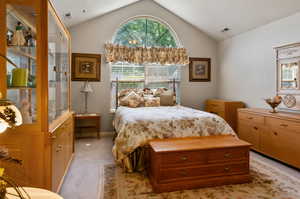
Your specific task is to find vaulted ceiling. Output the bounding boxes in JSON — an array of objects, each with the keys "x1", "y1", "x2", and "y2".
[{"x1": 51, "y1": 0, "x2": 300, "y2": 40}]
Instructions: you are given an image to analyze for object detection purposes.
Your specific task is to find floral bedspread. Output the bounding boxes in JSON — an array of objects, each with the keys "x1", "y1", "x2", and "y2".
[{"x1": 112, "y1": 105, "x2": 235, "y2": 171}]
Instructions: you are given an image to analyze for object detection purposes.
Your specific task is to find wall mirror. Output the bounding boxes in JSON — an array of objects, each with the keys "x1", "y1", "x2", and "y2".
[
  {"x1": 276, "y1": 43, "x2": 300, "y2": 112},
  {"x1": 280, "y1": 62, "x2": 299, "y2": 90}
]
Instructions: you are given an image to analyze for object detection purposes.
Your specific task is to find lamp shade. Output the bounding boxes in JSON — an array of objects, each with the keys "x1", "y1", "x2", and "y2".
[
  {"x1": 81, "y1": 81, "x2": 93, "y2": 93},
  {"x1": 0, "y1": 98, "x2": 23, "y2": 133}
]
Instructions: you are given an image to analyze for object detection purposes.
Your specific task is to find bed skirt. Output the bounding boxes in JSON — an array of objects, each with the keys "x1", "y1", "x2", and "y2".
[{"x1": 120, "y1": 147, "x2": 148, "y2": 172}]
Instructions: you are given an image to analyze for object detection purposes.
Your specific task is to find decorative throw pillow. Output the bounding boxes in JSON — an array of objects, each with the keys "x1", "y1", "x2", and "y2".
[
  {"x1": 135, "y1": 89, "x2": 144, "y2": 97},
  {"x1": 144, "y1": 97, "x2": 160, "y2": 107},
  {"x1": 143, "y1": 88, "x2": 153, "y2": 95},
  {"x1": 153, "y1": 88, "x2": 168, "y2": 97},
  {"x1": 160, "y1": 90, "x2": 175, "y2": 106},
  {"x1": 119, "y1": 89, "x2": 133, "y2": 98},
  {"x1": 120, "y1": 91, "x2": 143, "y2": 108}
]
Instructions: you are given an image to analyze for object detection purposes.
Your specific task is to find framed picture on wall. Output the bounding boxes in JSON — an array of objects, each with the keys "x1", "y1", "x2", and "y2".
[
  {"x1": 189, "y1": 57, "x2": 211, "y2": 82},
  {"x1": 71, "y1": 53, "x2": 101, "y2": 81}
]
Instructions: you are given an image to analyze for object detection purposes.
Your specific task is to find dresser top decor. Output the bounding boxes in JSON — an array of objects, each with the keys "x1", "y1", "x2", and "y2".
[{"x1": 104, "y1": 43, "x2": 189, "y2": 65}]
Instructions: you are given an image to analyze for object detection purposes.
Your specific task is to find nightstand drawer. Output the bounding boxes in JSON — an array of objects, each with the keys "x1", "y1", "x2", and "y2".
[{"x1": 206, "y1": 102, "x2": 225, "y2": 113}]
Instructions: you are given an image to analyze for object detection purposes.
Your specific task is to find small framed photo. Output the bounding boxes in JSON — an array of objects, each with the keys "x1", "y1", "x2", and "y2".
[
  {"x1": 189, "y1": 57, "x2": 211, "y2": 82},
  {"x1": 72, "y1": 53, "x2": 101, "y2": 81}
]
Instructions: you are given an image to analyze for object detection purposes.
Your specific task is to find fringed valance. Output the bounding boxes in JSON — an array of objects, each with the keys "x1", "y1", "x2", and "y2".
[{"x1": 104, "y1": 43, "x2": 189, "y2": 65}]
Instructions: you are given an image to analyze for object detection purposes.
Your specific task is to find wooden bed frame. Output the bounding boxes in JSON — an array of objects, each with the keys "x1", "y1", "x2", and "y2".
[{"x1": 115, "y1": 78, "x2": 178, "y2": 110}]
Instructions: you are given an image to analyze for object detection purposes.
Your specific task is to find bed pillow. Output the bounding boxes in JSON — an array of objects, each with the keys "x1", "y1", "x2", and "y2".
[
  {"x1": 144, "y1": 97, "x2": 160, "y2": 107},
  {"x1": 120, "y1": 91, "x2": 143, "y2": 108},
  {"x1": 160, "y1": 90, "x2": 175, "y2": 106},
  {"x1": 153, "y1": 88, "x2": 168, "y2": 97},
  {"x1": 119, "y1": 89, "x2": 133, "y2": 98}
]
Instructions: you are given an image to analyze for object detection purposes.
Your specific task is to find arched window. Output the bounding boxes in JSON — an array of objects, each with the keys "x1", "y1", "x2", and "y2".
[
  {"x1": 113, "y1": 18, "x2": 178, "y2": 48},
  {"x1": 111, "y1": 17, "x2": 181, "y2": 109}
]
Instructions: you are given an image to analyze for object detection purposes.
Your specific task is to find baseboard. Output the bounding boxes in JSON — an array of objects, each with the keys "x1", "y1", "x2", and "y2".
[
  {"x1": 75, "y1": 131, "x2": 114, "y2": 139},
  {"x1": 56, "y1": 153, "x2": 74, "y2": 193}
]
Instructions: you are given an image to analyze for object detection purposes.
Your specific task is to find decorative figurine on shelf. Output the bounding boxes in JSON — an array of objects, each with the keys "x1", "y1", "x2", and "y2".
[
  {"x1": 6, "y1": 31, "x2": 13, "y2": 46},
  {"x1": 264, "y1": 96, "x2": 282, "y2": 113},
  {"x1": 20, "y1": 99, "x2": 32, "y2": 124},
  {"x1": 25, "y1": 28, "x2": 34, "y2": 47},
  {"x1": 11, "y1": 22, "x2": 26, "y2": 46}
]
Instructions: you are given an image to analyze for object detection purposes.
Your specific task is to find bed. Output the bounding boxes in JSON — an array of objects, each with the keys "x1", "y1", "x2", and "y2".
[{"x1": 112, "y1": 105, "x2": 235, "y2": 172}]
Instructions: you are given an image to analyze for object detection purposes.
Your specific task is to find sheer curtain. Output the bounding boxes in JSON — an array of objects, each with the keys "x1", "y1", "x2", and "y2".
[{"x1": 110, "y1": 62, "x2": 181, "y2": 109}]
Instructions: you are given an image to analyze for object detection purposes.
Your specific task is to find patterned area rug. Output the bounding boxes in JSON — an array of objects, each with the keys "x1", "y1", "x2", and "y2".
[{"x1": 100, "y1": 158, "x2": 300, "y2": 199}]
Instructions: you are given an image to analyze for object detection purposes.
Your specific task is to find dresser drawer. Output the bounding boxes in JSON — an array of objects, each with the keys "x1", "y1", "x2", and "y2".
[
  {"x1": 206, "y1": 102, "x2": 225, "y2": 113},
  {"x1": 266, "y1": 117, "x2": 300, "y2": 133},
  {"x1": 239, "y1": 112, "x2": 264, "y2": 125},
  {"x1": 207, "y1": 147, "x2": 249, "y2": 163},
  {"x1": 160, "y1": 162, "x2": 249, "y2": 182},
  {"x1": 161, "y1": 150, "x2": 207, "y2": 167}
]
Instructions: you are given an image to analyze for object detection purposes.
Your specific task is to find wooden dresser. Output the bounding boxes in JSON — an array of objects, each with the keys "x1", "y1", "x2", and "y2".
[
  {"x1": 238, "y1": 108, "x2": 300, "y2": 169},
  {"x1": 205, "y1": 99, "x2": 245, "y2": 131},
  {"x1": 148, "y1": 136, "x2": 251, "y2": 193}
]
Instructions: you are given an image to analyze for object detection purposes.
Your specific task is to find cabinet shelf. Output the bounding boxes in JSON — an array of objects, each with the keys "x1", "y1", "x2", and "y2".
[
  {"x1": 7, "y1": 86, "x2": 35, "y2": 90},
  {"x1": 8, "y1": 46, "x2": 36, "y2": 61},
  {"x1": 7, "y1": 4, "x2": 37, "y2": 35}
]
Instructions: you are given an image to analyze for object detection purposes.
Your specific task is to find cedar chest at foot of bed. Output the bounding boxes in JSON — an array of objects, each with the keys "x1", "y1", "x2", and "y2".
[{"x1": 147, "y1": 135, "x2": 252, "y2": 193}]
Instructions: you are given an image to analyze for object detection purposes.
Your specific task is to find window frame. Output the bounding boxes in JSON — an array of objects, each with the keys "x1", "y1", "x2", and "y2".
[{"x1": 110, "y1": 16, "x2": 182, "y2": 111}]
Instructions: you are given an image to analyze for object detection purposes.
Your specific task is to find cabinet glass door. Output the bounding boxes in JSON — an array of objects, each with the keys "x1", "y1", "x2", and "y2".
[
  {"x1": 48, "y1": 9, "x2": 70, "y2": 124},
  {"x1": 6, "y1": 4, "x2": 37, "y2": 123}
]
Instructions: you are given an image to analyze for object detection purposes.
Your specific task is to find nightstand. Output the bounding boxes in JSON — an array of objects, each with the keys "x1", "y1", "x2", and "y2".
[{"x1": 74, "y1": 113, "x2": 101, "y2": 139}]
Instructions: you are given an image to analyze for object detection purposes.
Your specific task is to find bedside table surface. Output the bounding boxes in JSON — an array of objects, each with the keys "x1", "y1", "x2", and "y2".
[{"x1": 75, "y1": 113, "x2": 100, "y2": 118}]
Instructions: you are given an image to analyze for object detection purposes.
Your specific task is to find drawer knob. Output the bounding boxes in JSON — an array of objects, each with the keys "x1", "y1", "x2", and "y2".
[
  {"x1": 253, "y1": 126, "x2": 258, "y2": 130},
  {"x1": 280, "y1": 124, "x2": 288, "y2": 127},
  {"x1": 224, "y1": 153, "x2": 232, "y2": 158},
  {"x1": 56, "y1": 145, "x2": 63, "y2": 152},
  {"x1": 224, "y1": 167, "x2": 231, "y2": 172},
  {"x1": 179, "y1": 170, "x2": 187, "y2": 176},
  {"x1": 273, "y1": 131, "x2": 278, "y2": 136},
  {"x1": 248, "y1": 117, "x2": 253, "y2": 120},
  {"x1": 181, "y1": 156, "x2": 188, "y2": 161}
]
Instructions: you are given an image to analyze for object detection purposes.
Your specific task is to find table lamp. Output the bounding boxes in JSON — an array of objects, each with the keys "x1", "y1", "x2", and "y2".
[{"x1": 81, "y1": 81, "x2": 93, "y2": 114}]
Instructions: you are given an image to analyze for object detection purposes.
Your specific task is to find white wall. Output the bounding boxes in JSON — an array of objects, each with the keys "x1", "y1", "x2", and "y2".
[
  {"x1": 70, "y1": 0, "x2": 218, "y2": 131},
  {"x1": 218, "y1": 12, "x2": 300, "y2": 108}
]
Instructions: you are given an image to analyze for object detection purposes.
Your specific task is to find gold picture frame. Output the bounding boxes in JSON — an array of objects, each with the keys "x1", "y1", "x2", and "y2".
[
  {"x1": 71, "y1": 53, "x2": 101, "y2": 81},
  {"x1": 189, "y1": 57, "x2": 211, "y2": 82}
]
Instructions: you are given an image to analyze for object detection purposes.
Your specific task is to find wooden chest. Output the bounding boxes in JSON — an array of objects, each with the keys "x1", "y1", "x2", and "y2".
[{"x1": 148, "y1": 135, "x2": 251, "y2": 193}]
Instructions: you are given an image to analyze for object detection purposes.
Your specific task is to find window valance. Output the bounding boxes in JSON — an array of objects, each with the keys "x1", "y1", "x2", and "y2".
[{"x1": 105, "y1": 43, "x2": 189, "y2": 65}]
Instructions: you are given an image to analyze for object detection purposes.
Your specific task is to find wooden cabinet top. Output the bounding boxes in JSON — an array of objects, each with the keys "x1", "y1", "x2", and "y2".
[
  {"x1": 75, "y1": 113, "x2": 101, "y2": 119},
  {"x1": 206, "y1": 99, "x2": 244, "y2": 104},
  {"x1": 238, "y1": 108, "x2": 300, "y2": 122},
  {"x1": 149, "y1": 135, "x2": 251, "y2": 153}
]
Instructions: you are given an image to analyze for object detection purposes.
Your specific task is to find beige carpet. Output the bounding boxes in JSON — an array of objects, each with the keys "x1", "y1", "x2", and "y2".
[{"x1": 100, "y1": 158, "x2": 300, "y2": 199}]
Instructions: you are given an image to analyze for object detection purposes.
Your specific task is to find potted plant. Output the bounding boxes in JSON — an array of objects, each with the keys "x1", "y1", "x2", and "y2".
[{"x1": 0, "y1": 147, "x2": 30, "y2": 199}]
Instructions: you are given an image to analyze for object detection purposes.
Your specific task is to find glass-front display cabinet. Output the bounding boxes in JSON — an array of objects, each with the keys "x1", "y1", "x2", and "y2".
[{"x1": 0, "y1": 0, "x2": 73, "y2": 191}]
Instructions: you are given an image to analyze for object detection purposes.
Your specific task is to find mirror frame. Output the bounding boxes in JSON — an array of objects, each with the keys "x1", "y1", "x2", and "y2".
[{"x1": 275, "y1": 43, "x2": 300, "y2": 112}]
